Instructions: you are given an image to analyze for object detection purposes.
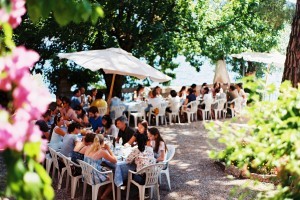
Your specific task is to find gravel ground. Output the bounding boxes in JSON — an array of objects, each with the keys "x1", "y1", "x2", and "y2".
[{"x1": 0, "y1": 121, "x2": 274, "y2": 200}]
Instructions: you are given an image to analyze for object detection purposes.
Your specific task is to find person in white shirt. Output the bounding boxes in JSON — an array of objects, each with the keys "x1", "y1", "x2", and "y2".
[
  {"x1": 167, "y1": 90, "x2": 181, "y2": 113},
  {"x1": 236, "y1": 83, "x2": 247, "y2": 106},
  {"x1": 147, "y1": 89, "x2": 162, "y2": 109}
]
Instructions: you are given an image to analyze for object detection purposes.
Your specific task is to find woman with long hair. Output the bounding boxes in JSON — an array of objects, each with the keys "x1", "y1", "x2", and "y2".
[
  {"x1": 125, "y1": 120, "x2": 148, "y2": 146},
  {"x1": 84, "y1": 134, "x2": 117, "y2": 200},
  {"x1": 147, "y1": 127, "x2": 167, "y2": 162},
  {"x1": 74, "y1": 105, "x2": 89, "y2": 127},
  {"x1": 126, "y1": 133, "x2": 155, "y2": 171},
  {"x1": 178, "y1": 86, "x2": 187, "y2": 99},
  {"x1": 48, "y1": 114, "x2": 67, "y2": 151}
]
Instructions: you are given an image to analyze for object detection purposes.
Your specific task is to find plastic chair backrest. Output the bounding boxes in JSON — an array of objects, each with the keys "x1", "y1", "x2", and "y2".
[
  {"x1": 216, "y1": 98, "x2": 227, "y2": 110},
  {"x1": 49, "y1": 147, "x2": 59, "y2": 169},
  {"x1": 111, "y1": 105, "x2": 125, "y2": 119},
  {"x1": 78, "y1": 160, "x2": 96, "y2": 185},
  {"x1": 136, "y1": 102, "x2": 148, "y2": 113},
  {"x1": 158, "y1": 103, "x2": 168, "y2": 115},
  {"x1": 203, "y1": 98, "x2": 214, "y2": 111},
  {"x1": 97, "y1": 107, "x2": 107, "y2": 117},
  {"x1": 165, "y1": 145, "x2": 176, "y2": 163},
  {"x1": 186, "y1": 101, "x2": 198, "y2": 112},
  {"x1": 137, "y1": 163, "x2": 165, "y2": 186},
  {"x1": 170, "y1": 101, "x2": 181, "y2": 113},
  {"x1": 232, "y1": 98, "x2": 242, "y2": 111},
  {"x1": 58, "y1": 153, "x2": 80, "y2": 177}
]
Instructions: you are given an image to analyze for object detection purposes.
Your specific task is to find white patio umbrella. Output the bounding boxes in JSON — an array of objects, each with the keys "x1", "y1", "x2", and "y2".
[
  {"x1": 230, "y1": 52, "x2": 286, "y2": 82},
  {"x1": 58, "y1": 48, "x2": 171, "y2": 102}
]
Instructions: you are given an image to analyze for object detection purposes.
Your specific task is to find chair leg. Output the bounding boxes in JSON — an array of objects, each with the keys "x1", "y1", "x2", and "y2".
[
  {"x1": 46, "y1": 158, "x2": 52, "y2": 174},
  {"x1": 165, "y1": 169, "x2": 171, "y2": 190},
  {"x1": 187, "y1": 113, "x2": 191, "y2": 123},
  {"x1": 202, "y1": 111, "x2": 205, "y2": 121},
  {"x1": 156, "y1": 116, "x2": 159, "y2": 126},
  {"x1": 134, "y1": 116, "x2": 138, "y2": 128},
  {"x1": 92, "y1": 185, "x2": 98, "y2": 200},
  {"x1": 150, "y1": 187, "x2": 154, "y2": 199},
  {"x1": 66, "y1": 175, "x2": 70, "y2": 192},
  {"x1": 126, "y1": 182, "x2": 131, "y2": 200},
  {"x1": 139, "y1": 186, "x2": 145, "y2": 200},
  {"x1": 83, "y1": 182, "x2": 87, "y2": 199},
  {"x1": 70, "y1": 177, "x2": 79, "y2": 199},
  {"x1": 58, "y1": 168, "x2": 66, "y2": 189},
  {"x1": 111, "y1": 182, "x2": 116, "y2": 200},
  {"x1": 178, "y1": 114, "x2": 181, "y2": 123},
  {"x1": 156, "y1": 184, "x2": 160, "y2": 200}
]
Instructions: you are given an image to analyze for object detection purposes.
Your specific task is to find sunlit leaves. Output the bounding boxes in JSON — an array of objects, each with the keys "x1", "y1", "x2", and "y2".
[{"x1": 206, "y1": 76, "x2": 300, "y2": 199}]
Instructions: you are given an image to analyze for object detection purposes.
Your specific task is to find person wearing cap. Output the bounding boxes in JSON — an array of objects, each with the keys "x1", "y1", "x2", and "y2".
[{"x1": 60, "y1": 122, "x2": 81, "y2": 157}]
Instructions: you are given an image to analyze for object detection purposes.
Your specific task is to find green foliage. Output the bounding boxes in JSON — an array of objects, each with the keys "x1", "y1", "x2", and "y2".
[
  {"x1": 26, "y1": 0, "x2": 104, "y2": 26},
  {"x1": 206, "y1": 77, "x2": 300, "y2": 199},
  {"x1": 3, "y1": 143, "x2": 54, "y2": 200}
]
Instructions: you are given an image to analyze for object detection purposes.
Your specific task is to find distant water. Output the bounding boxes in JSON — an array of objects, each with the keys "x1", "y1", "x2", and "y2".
[{"x1": 168, "y1": 56, "x2": 283, "y2": 87}]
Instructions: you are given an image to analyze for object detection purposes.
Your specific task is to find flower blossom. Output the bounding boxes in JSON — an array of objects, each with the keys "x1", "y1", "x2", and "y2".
[
  {"x1": 0, "y1": 46, "x2": 51, "y2": 152},
  {"x1": 0, "y1": 0, "x2": 26, "y2": 28}
]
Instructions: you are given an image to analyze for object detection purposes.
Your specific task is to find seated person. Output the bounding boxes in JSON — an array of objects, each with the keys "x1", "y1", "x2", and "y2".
[
  {"x1": 115, "y1": 116, "x2": 135, "y2": 145},
  {"x1": 147, "y1": 127, "x2": 167, "y2": 162},
  {"x1": 74, "y1": 105, "x2": 89, "y2": 127},
  {"x1": 134, "y1": 84, "x2": 145, "y2": 101},
  {"x1": 88, "y1": 106, "x2": 103, "y2": 133},
  {"x1": 147, "y1": 89, "x2": 163, "y2": 110},
  {"x1": 84, "y1": 134, "x2": 117, "y2": 200},
  {"x1": 178, "y1": 86, "x2": 187, "y2": 100},
  {"x1": 126, "y1": 120, "x2": 148, "y2": 146},
  {"x1": 87, "y1": 88, "x2": 97, "y2": 105},
  {"x1": 35, "y1": 109, "x2": 51, "y2": 140},
  {"x1": 167, "y1": 90, "x2": 181, "y2": 113},
  {"x1": 236, "y1": 83, "x2": 247, "y2": 106},
  {"x1": 199, "y1": 87, "x2": 212, "y2": 109},
  {"x1": 183, "y1": 88, "x2": 196, "y2": 108},
  {"x1": 71, "y1": 133, "x2": 95, "y2": 163},
  {"x1": 126, "y1": 133, "x2": 156, "y2": 184},
  {"x1": 49, "y1": 114, "x2": 67, "y2": 151},
  {"x1": 91, "y1": 91, "x2": 107, "y2": 108},
  {"x1": 101, "y1": 115, "x2": 118, "y2": 138},
  {"x1": 60, "y1": 122, "x2": 81, "y2": 157},
  {"x1": 61, "y1": 96, "x2": 80, "y2": 123}
]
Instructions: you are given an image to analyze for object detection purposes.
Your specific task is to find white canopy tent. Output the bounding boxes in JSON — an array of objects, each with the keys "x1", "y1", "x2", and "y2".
[{"x1": 230, "y1": 52, "x2": 286, "y2": 82}]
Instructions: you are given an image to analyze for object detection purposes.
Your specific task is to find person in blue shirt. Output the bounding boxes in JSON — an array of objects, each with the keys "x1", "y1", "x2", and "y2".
[
  {"x1": 88, "y1": 106, "x2": 103, "y2": 133},
  {"x1": 70, "y1": 89, "x2": 82, "y2": 109}
]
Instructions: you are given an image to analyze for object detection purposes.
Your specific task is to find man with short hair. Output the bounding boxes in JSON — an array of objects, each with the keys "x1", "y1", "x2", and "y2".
[
  {"x1": 60, "y1": 122, "x2": 81, "y2": 156},
  {"x1": 115, "y1": 116, "x2": 135, "y2": 145},
  {"x1": 88, "y1": 106, "x2": 103, "y2": 133}
]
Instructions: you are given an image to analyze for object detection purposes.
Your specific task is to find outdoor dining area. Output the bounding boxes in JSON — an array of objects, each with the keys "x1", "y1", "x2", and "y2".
[{"x1": 34, "y1": 47, "x2": 249, "y2": 200}]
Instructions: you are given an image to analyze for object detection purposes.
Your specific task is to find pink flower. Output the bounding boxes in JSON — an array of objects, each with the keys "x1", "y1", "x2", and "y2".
[{"x1": 0, "y1": 0, "x2": 26, "y2": 28}]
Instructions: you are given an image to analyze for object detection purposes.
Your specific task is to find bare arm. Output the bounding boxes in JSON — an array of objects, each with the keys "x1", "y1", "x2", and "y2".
[
  {"x1": 126, "y1": 135, "x2": 136, "y2": 146},
  {"x1": 156, "y1": 150, "x2": 166, "y2": 162},
  {"x1": 54, "y1": 127, "x2": 66, "y2": 136}
]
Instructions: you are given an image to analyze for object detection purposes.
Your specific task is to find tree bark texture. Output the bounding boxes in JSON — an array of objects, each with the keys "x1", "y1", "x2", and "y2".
[{"x1": 282, "y1": 0, "x2": 300, "y2": 87}]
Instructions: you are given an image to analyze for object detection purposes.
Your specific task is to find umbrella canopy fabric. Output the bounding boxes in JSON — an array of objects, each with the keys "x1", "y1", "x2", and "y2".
[
  {"x1": 58, "y1": 48, "x2": 171, "y2": 83},
  {"x1": 230, "y1": 52, "x2": 286, "y2": 67}
]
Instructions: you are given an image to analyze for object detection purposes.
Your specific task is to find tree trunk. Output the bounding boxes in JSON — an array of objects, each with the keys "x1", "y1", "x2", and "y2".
[{"x1": 282, "y1": 0, "x2": 300, "y2": 87}]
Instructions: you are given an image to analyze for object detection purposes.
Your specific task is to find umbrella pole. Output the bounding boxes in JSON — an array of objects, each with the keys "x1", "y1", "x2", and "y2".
[{"x1": 106, "y1": 74, "x2": 116, "y2": 114}]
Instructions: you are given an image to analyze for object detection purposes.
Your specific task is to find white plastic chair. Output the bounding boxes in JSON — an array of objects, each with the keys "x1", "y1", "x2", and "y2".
[
  {"x1": 182, "y1": 101, "x2": 198, "y2": 123},
  {"x1": 213, "y1": 98, "x2": 227, "y2": 120},
  {"x1": 58, "y1": 153, "x2": 82, "y2": 199},
  {"x1": 48, "y1": 147, "x2": 68, "y2": 190},
  {"x1": 97, "y1": 106, "x2": 107, "y2": 117},
  {"x1": 110, "y1": 105, "x2": 126, "y2": 120},
  {"x1": 168, "y1": 101, "x2": 181, "y2": 125},
  {"x1": 148, "y1": 103, "x2": 168, "y2": 126},
  {"x1": 159, "y1": 145, "x2": 176, "y2": 190},
  {"x1": 126, "y1": 163, "x2": 165, "y2": 200},
  {"x1": 45, "y1": 153, "x2": 53, "y2": 174},
  {"x1": 77, "y1": 160, "x2": 115, "y2": 200},
  {"x1": 228, "y1": 97, "x2": 242, "y2": 118},
  {"x1": 199, "y1": 98, "x2": 214, "y2": 121},
  {"x1": 130, "y1": 102, "x2": 147, "y2": 127}
]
